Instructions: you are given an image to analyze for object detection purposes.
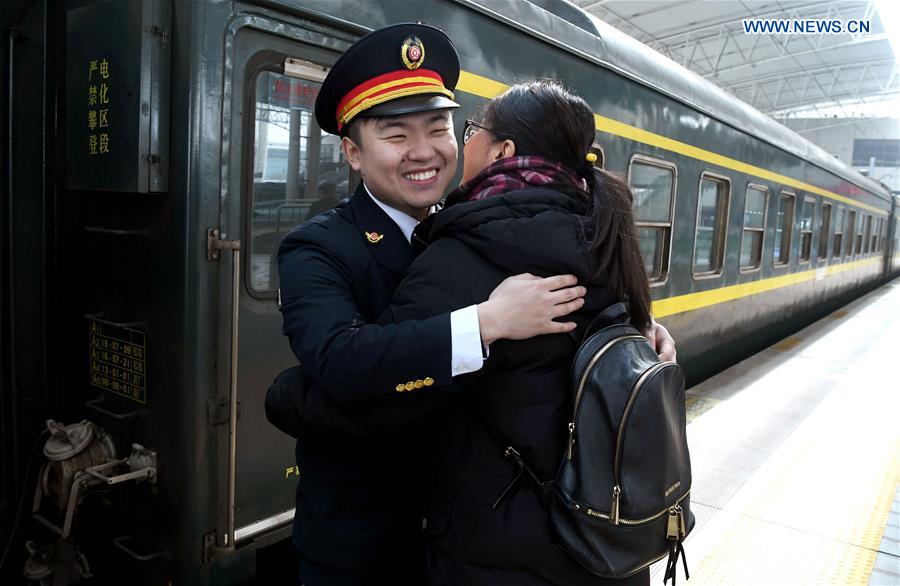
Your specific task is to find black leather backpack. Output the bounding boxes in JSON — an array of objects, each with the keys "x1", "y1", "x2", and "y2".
[{"x1": 550, "y1": 302, "x2": 694, "y2": 583}]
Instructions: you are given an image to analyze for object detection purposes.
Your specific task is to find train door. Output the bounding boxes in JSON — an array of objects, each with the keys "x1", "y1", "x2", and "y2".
[{"x1": 217, "y1": 22, "x2": 355, "y2": 548}]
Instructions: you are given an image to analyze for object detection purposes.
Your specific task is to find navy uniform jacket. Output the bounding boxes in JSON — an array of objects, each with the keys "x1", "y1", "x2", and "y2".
[{"x1": 277, "y1": 182, "x2": 458, "y2": 570}]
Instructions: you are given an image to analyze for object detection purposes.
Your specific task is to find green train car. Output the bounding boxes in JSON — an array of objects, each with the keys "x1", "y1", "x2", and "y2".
[{"x1": 1, "y1": 0, "x2": 897, "y2": 583}]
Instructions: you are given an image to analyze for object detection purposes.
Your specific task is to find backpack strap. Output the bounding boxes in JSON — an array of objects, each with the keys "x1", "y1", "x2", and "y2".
[
  {"x1": 570, "y1": 301, "x2": 632, "y2": 345},
  {"x1": 595, "y1": 301, "x2": 631, "y2": 328},
  {"x1": 470, "y1": 406, "x2": 552, "y2": 510}
]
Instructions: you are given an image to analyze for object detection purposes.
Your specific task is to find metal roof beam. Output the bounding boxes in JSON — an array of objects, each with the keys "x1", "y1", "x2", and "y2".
[
  {"x1": 717, "y1": 55, "x2": 894, "y2": 86},
  {"x1": 863, "y1": 0, "x2": 876, "y2": 21},
  {"x1": 766, "y1": 88, "x2": 900, "y2": 114},
  {"x1": 591, "y1": 3, "x2": 660, "y2": 44},
  {"x1": 773, "y1": 78, "x2": 785, "y2": 110},
  {"x1": 783, "y1": 16, "x2": 854, "y2": 120},
  {"x1": 883, "y1": 63, "x2": 897, "y2": 91},
  {"x1": 728, "y1": 30, "x2": 749, "y2": 65},
  {"x1": 728, "y1": 58, "x2": 896, "y2": 114},
  {"x1": 577, "y1": 0, "x2": 615, "y2": 11},
  {"x1": 694, "y1": 35, "x2": 716, "y2": 76},
  {"x1": 771, "y1": 90, "x2": 900, "y2": 116},
  {"x1": 696, "y1": 33, "x2": 888, "y2": 79},
  {"x1": 640, "y1": 0, "x2": 877, "y2": 79},
  {"x1": 798, "y1": 75, "x2": 813, "y2": 104},
  {"x1": 827, "y1": 67, "x2": 841, "y2": 97},
  {"x1": 681, "y1": 36, "x2": 697, "y2": 69},
  {"x1": 854, "y1": 65, "x2": 871, "y2": 98},
  {"x1": 712, "y1": 28, "x2": 729, "y2": 75}
]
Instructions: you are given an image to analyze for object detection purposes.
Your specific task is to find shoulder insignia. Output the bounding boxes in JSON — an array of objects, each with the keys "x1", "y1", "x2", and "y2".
[{"x1": 365, "y1": 231, "x2": 384, "y2": 244}]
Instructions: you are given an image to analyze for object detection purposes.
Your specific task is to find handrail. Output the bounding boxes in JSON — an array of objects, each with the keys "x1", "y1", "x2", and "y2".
[{"x1": 205, "y1": 230, "x2": 241, "y2": 559}]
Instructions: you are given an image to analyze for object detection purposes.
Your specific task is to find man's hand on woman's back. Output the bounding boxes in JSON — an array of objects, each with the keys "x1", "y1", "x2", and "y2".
[{"x1": 477, "y1": 273, "x2": 586, "y2": 346}]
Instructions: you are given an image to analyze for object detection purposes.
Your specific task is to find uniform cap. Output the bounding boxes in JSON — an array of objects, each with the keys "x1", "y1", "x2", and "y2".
[{"x1": 314, "y1": 23, "x2": 460, "y2": 135}]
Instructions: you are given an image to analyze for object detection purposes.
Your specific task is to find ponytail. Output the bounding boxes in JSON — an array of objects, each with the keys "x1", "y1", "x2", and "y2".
[{"x1": 584, "y1": 167, "x2": 652, "y2": 331}]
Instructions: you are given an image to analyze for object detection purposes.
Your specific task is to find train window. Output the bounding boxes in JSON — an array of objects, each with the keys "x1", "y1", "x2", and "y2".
[
  {"x1": 740, "y1": 184, "x2": 767, "y2": 271},
  {"x1": 869, "y1": 216, "x2": 878, "y2": 252},
  {"x1": 628, "y1": 156, "x2": 676, "y2": 284},
  {"x1": 874, "y1": 218, "x2": 879, "y2": 251},
  {"x1": 864, "y1": 215, "x2": 873, "y2": 254},
  {"x1": 248, "y1": 69, "x2": 351, "y2": 294},
  {"x1": 833, "y1": 207, "x2": 844, "y2": 259},
  {"x1": 692, "y1": 174, "x2": 730, "y2": 277},
  {"x1": 846, "y1": 210, "x2": 856, "y2": 257},
  {"x1": 870, "y1": 215, "x2": 875, "y2": 253},
  {"x1": 773, "y1": 192, "x2": 795, "y2": 267},
  {"x1": 855, "y1": 213, "x2": 863, "y2": 255},
  {"x1": 875, "y1": 218, "x2": 881, "y2": 252},
  {"x1": 818, "y1": 203, "x2": 832, "y2": 260},
  {"x1": 798, "y1": 197, "x2": 815, "y2": 263}
]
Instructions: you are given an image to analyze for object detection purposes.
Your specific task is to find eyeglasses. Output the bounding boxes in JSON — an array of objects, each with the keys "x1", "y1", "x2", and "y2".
[{"x1": 463, "y1": 119, "x2": 492, "y2": 145}]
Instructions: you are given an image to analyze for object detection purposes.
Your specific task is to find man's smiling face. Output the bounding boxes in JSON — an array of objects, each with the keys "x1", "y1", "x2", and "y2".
[{"x1": 342, "y1": 109, "x2": 458, "y2": 220}]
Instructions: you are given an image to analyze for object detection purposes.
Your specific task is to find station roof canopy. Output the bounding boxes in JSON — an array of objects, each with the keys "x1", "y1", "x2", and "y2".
[{"x1": 571, "y1": 0, "x2": 899, "y2": 118}]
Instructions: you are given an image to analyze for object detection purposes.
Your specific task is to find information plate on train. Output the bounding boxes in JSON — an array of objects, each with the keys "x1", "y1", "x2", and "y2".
[
  {"x1": 64, "y1": 1, "x2": 170, "y2": 193},
  {"x1": 89, "y1": 321, "x2": 147, "y2": 403}
]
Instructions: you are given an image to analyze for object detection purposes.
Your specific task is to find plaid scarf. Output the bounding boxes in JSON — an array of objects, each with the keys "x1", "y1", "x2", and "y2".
[{"x1": 446, "y1": 156, "x2": 584, "y2": 205}]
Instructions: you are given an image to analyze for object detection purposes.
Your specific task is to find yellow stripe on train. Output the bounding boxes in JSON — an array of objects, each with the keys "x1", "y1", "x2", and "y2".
[{"x1": 651, "y1": 258, "x2": 882, "y2": 318}]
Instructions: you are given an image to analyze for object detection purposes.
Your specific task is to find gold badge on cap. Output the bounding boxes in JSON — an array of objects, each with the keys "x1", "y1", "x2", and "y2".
[
  {"x1": 365, "y1": 231, "x2": 384, "y2": 244},
  {"x1": 401, "y1": 36, "x2": 425, "y2": 70}
]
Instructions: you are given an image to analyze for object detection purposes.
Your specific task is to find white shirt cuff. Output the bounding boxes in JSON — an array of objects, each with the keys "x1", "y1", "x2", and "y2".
[{"x1": 450, "y1": 305, "x2": 486, "y2": 376}]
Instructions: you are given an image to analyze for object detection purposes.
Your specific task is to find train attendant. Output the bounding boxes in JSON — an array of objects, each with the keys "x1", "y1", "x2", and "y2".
[
  {"x1": 275, "y1": 23, "x2": 594, "y2": 585},
  {"x1": 378, "y1": 80, "x2": 655, "y2": 585}
]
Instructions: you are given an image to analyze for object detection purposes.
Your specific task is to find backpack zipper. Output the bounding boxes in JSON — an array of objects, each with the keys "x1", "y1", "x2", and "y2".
[
  {"x1": 611, "y1": 361, "x2": 675, "y2": 524},
  {"x1": 613, "y1": 362, "x2": 673, "y2": 482},
  {"x1": 567, "y1": 335, "x2": 644, "y2": 460},
  {"x1": 579, "y1": 490, "x2": 690, "y2": 526}
]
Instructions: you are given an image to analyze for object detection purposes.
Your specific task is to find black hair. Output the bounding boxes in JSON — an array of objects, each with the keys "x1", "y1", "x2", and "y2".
[
  {"x1": 481, "y1": 80, "x2": 652, "y2": 330},
  {"x1": 341, "y1": 118, "x2": 365, "y2": 149}
]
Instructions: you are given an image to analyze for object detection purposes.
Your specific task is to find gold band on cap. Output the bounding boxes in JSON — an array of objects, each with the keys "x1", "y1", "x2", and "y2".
[{"x1": 335, "y1": 69, "x2": 454, "y2": 131}]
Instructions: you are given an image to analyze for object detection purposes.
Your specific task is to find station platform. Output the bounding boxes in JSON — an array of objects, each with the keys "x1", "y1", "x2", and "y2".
[{"x1": 651, "y1": 278, "x2": 900, "y2": 584}]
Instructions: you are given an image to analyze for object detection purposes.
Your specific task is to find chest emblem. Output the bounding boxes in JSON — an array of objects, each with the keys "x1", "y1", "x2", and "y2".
[{"x1": 365, "y1": 231, "x2": 384, "y2": 244}]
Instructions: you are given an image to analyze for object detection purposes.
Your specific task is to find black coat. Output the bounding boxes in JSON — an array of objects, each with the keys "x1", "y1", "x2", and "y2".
[
  {"x1": 380, "y1": 186, "x2": 645, "y2": 585},
  {"x1": 276, "y1": 183, "x2": 455, "y2": 570}
]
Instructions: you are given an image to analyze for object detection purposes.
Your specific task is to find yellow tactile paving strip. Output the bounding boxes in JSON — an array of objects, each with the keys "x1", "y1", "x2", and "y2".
[
  {"x1": 770, "y1": 336, "x2": 804, "y2": 352},
  {"x1": 666, "y1": 279, "x2": 900, "y2": 585},
  {"x1": 685, "y1": 395, "x2": 721, "y2": 424}
]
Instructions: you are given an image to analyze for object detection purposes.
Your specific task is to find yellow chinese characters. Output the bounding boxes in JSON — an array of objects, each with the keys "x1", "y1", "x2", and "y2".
[{"x1": 87, "y1": 57, "x2": 111, "y2": 156}]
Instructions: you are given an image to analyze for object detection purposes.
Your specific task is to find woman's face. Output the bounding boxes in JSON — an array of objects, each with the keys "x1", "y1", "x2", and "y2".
[{"x1": 461, "y1": 123, "x2": 515, "y2": 183}]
